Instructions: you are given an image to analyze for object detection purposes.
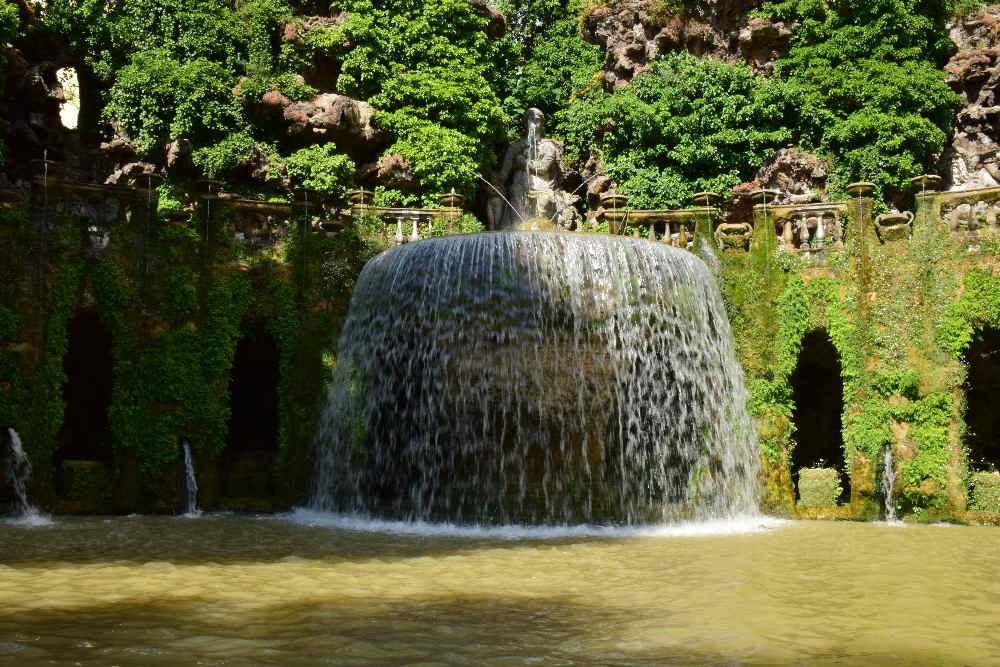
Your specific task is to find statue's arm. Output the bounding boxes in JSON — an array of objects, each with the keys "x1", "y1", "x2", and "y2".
[{"x1": 495, "y1": 143, "x2": 516, "y2": 185}]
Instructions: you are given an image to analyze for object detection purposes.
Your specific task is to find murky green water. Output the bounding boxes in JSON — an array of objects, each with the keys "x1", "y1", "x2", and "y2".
[{"x1": 0, "y1": 513, "x2": 997, "y2": 665}]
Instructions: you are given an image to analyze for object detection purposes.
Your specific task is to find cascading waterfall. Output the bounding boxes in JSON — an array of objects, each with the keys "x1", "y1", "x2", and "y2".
[
  {"x1": 312, "y1": 232, "x2": 759, "y2": 525},
  {"x1": 182, "y1": 440, "x2": 201, "y2": 516},
  {"x1": 882, "y1": 443, "x2": 896, "y2": 522},
  {"x1": 5, "y1": 428, "x2": 44, "y2": 521}
]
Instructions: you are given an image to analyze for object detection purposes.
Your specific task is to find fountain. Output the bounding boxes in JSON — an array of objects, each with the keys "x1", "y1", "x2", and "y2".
[
  {"x1": 311, "y1": 229, "x2": 760, "y2": 525},
  {"x1": 181, "y1": 440, "x2": 201, "y2": 516},
  {"x1": 882, "y1": 443, "x2": 897, "y2": 522},
  {"x1": 4, "y1": 428, "x2": 48, "y2": 523},
  {"x1": 487, "y1": 108, "x2": 578, "y2": 230}
]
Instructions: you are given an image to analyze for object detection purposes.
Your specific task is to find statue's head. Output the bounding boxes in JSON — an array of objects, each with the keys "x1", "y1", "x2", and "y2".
[{"x1": 523, "y1": 108, "x2": 544, "y2": 134}]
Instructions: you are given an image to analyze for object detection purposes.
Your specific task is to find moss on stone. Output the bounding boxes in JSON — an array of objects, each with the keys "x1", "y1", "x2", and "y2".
[
  {"x1": 970, "y1": 471, "x2": 1000, "y2": 513},
  {"x1": 797, "y1": 467, "x2": 843, "y2": 507}
]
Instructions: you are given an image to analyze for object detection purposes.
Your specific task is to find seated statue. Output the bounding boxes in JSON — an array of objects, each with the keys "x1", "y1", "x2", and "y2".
[{"x1": 488, "y1": 108, "x2": 578, "y2": 230}]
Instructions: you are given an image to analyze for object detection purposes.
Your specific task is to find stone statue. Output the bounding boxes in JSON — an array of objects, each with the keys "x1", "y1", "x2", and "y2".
[{"x1": 488, "y1": 108, "x2": 578, "y2": 230}]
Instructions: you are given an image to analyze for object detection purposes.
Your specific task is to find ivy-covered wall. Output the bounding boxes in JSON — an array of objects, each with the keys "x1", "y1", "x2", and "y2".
[
  {"x1": 718, "y1": 189, "x2": 1000, "y2": 522},
  {"x1": 0, "y1": 179, "x2": 386, "y2": 513}
]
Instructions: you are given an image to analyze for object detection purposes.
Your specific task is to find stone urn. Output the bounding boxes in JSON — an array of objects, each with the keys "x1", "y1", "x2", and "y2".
[
  {"x1": 347, "y1": 188, "x2": 374, "y2": 207},
  {"x1": 134, "y1": 172, "x2": 164, "y2": 191},
  {"x1": 437, "y1": 191, "x2": 465, "y2": 209},
  {"x1": 714, "y1": 222, "x2": 753, "y2": 250},
  {"x1": 750, "y1": 189, "x2": 781, "y2": 205},
  {"x1": 600, "y1": 192, "x2": 629, "y2": 234},
  {"x1": 0, "y1": 188, "x2": 24, "y2": 211},
  {"x1": 294, "y1": 188, "x2": 324, "y2": 207},
  {"x1": 165, "y1": 208, "x2": 189, "y2": 223},
  {"x1": 875, "y1": 211, "x2": 914, "y2": 242},
  {"x1": 692, "y1": 191, "x2": 720, "y2": 207},
  {"x1": 910, "y1": 174, "x2": 942, "y2": 192},
  {"x1": 197, "y1": 179, "x2": 224, "y2": 196}
]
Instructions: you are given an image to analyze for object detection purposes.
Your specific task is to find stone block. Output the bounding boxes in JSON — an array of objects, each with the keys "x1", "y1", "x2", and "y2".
[
  {"x1": 970, "y1": 471, "x2": 1000, "y2": 513},
  {"x1": 797, "y1": 467, "x2": 842, "y2": 507}
]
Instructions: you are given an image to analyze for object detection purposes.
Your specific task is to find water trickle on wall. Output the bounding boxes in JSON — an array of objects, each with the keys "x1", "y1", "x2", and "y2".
[
  {"x1": 882, "y1": 443, "x2": 896, "y2": 522},
  {"x1": 311, "y1": 232, "x2": 760, "y2": 525},
  {"x1": 182, "y1": 441, "x2": 200, "y2": 517},
  {"x1": 5, "y1": 428, "x2": 47, "y2": 522}
]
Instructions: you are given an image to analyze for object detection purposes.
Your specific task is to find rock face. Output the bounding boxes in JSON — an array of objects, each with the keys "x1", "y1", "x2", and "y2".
[
  {"x1": 580, "y1": 0, "x2": 794, "y2": 89},
  {"x1": 943, "y1": 8, "x2": 1000, "y2": 190},
  {"x1": 281, "y1": 93, "x2": 385, "y2": 157},
  {"x1": 0, "y1": 47, "x2": 67, "y2": 180}
]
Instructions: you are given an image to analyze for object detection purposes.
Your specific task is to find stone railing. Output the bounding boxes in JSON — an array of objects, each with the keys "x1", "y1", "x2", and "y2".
[
  {"x1": 348, "y1": 203, "x2": 464, "y2": 245},
  {"x1": 756, "y1": 201, "x2": 849, "y2": 255},
  {"x1": 928, "y1": 184, "x2": 1000, "y2": 244},
  {"x1": 608, "y1": 208, "x2": 720, "y2": 249}
]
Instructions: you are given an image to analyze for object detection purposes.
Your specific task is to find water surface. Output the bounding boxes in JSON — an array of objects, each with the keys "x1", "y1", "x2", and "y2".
[{"x1": 0, "y1": 514, "x2": 996, "y2": 665}]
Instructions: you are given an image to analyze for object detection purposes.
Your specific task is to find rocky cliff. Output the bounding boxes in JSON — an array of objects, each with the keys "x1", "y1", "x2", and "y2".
[
  {"x1": 944, "y1": 6, "x2": 1000, "y2": 190},
  {"x1": 580, "y1": 0, "x2": 794, "y2": 89}
]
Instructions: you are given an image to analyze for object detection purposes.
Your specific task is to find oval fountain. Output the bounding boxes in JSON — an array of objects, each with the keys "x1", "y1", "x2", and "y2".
[{"x1": 311, "y1": 230, "x2": 760, "y2": 525}]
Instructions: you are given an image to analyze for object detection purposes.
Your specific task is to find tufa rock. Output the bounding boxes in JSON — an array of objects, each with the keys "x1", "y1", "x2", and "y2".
[
  {"x1": 282, "y1": 92, "x2": 385, "y2": 158},
  {"x1": 943, "y1": 10, "x2": 1000, "y2": 190},
  {"x1": 581, "y1": 0, "x2": 794, "y2": 89}
]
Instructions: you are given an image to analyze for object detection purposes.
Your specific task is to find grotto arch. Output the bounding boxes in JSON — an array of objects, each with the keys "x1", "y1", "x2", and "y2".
[
  {"x1": 222, "y1": 325, "x2": 280, "y2": 504},
  {"x1": 55, "y1": 308, "x2": 115, "y2": 466},
  {"x1": 789, "y1": 328, "x2": 849, "y2": 502},
  {"x1": 963, "y1": 325, "x2": 1000, "y2": 470}
]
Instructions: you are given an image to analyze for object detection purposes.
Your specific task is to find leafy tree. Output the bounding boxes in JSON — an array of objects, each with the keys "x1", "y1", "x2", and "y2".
[
  {"x1": 105, "y1": 49, "x2": 243, "y2": 153},
  {"x1": 0, "y1": 1, "x2": 19, "y2": 45},
  {"x1": 762, "y1": 0, "x2": 960, "y2": 195},
  {"x1": 284, "y1": 143, "x2": 355, "y2": 199},
  {"x1": 558, "y1": 52, "x2": 793, "y2": 209},
  {"x1": 299, "y1": 0, "x2": 507, "y2": 197},
  {"x1": 502, "y1": 0, "x2": 603, "y2": 120}
]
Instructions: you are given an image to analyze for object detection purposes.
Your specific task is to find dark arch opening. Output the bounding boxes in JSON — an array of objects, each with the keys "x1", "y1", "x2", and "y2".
[
  {"x1": 223, "y1": 327, "x2": 280, "y2": 503},
  {"x1": 790, "y1": 329, "x2": 848, "y2": 502},
  {"x1": 56, "y1": 309, "x2": 114, "y2": 464},
  {"x1": 964, "y1": 326, "x2": 1000, "y2": 469}
]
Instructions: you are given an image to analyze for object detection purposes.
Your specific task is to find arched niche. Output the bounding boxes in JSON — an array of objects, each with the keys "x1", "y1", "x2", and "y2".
[
  {"x1": 222, "y1": 325, "x2": 280, "y2": 504},
  {"x1": 963, "y1": 325, "x2": 1000, "y2": 469},
  {"x1": 790, "y1": 329, "x2": 849, "y2": 502},
  {"x1": 56, "y1": 309, "x2": 114, "y2": 465}
]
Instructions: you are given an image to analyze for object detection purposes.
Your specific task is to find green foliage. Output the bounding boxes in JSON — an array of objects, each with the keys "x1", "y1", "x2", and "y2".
[
  {"x1": 502, "y1": 0, "x2": 603, "y2": 119},
  {"x1": 954, "y1": 0, "x2": 986, "y2": 17},
  {"x1": 762, "y1": 0, "x2": 959, "y2": 196},
  {"x1": 107, "y1": 266, "x2": 252, "y2": 474},
  {"x1": 378, "y1": 114, "x2": 482, "y2": 201},
  {"x1": 24, "y1": 261, "x2": 83, "y2": 463},
  {"x1": 192, "y1": 131, "x2": 261, "y2": 179},
  {"x1": 43, "y1": 0, "x2": 293, "y2": 82},
  {"x1": 0, "y1": 1, "x2": 20, "y2": 45},
  {"x1": 105, "y1": 49, "x2": 243, "y2": 154},
  {"x1": 284, "y1": 144, "x2": 355, "y2": 200},
  {"x1": 559, "y1": 53, "x2": 792, "y2": 208},
  {"x1": 936, "y1": 268, "x2": 1000, "y2": 356},
  {"x1": 301, "y1": 0, "x2": 507, "y2": 193},
  {"x1": 236, "y1": 71, "x2": 316, "y2": 104}
]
